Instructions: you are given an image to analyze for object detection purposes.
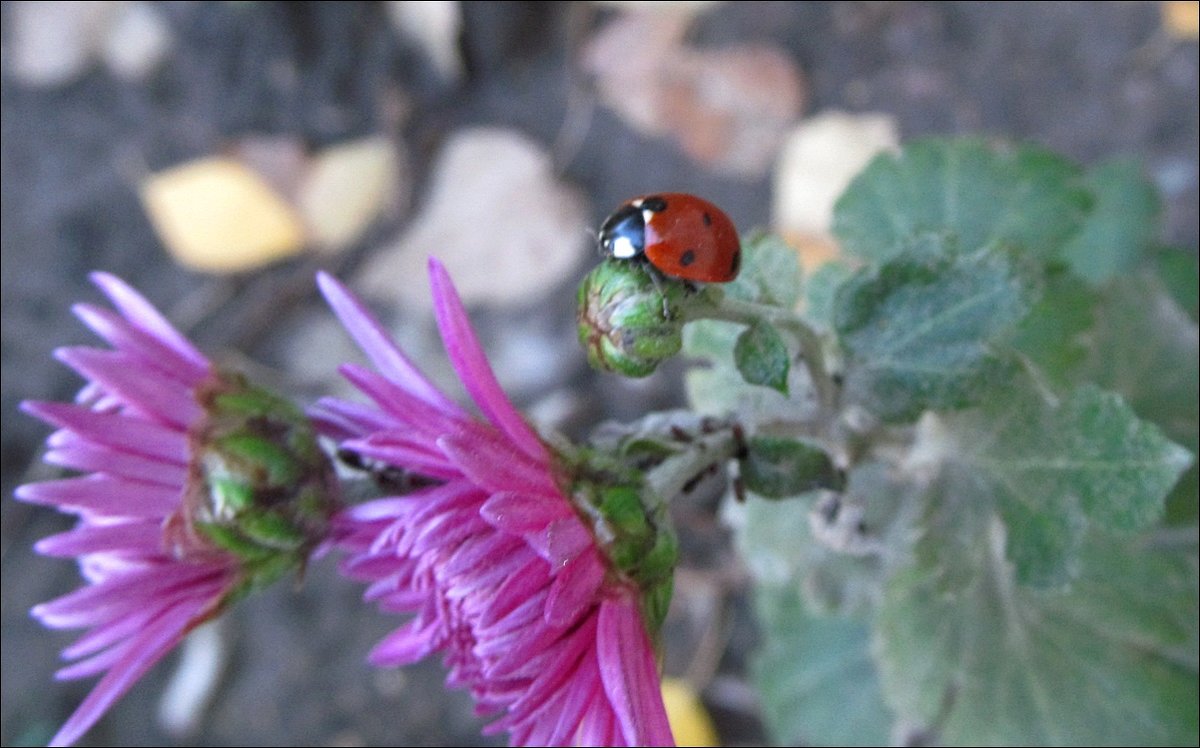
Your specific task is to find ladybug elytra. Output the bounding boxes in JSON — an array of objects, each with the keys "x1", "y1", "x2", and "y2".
[{"x1": 598, "y1": 193, "x2": 741, "y2": 283}]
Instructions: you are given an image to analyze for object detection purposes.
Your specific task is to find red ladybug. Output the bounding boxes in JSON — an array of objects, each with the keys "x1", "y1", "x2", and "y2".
[{"x1": 598, "y1": 193, "x2": 741, "y2": 283}]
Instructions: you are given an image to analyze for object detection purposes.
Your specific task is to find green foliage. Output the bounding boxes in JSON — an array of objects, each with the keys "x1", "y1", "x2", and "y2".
[
  {"x1": 941, "y1": 383, "x2": 1192, "y2": 587},
  {"x1": 833, "y1": 138, "x2": 1091, "y2": 263},
  {"x1": 835, "y1": 245, "x2": 1038, "y2": 422},
  {"x1": 734, "y1": 320, "x2": 790, "y2": 394},
  {"x1": 689, "y1": 137, "x2": 1199, "y2": 745},
  {"x1": 876, "y1": 523, "x2": 1198, "y2": 746},
  {"x1": 739, "y1": 435, "x2": 842, "y2": 498},
  {"x1": 753, "y1": 585, "x2": 893, "y2": 746},
  {"x1": 1059, "y1": 159, "x2": 1162, "y2": 285}
]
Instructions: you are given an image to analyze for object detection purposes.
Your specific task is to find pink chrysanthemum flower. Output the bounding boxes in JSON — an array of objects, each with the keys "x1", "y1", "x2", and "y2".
[
  {"x1": 312, "y1": 260, "x2": 675, "y2": 747},
  {"x1": 18, "y1": 273, "x2": 338, "y2": 747}
]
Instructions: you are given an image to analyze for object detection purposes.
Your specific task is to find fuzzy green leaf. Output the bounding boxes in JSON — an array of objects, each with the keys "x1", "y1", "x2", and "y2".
[
  {"x1": 1081, "y1": 273, "x2": 1199, "y2": 524},
  {"x1": 724, "y1": 231, "x2": 803, "y2": 307},
  {"x1": 833, "y1": 138, "x2": 1091, "y2": 263},
  {"x1": 740, "y1": 435, "x2": 842, "y2": 498},
  {"x1": 753, "y1": 585, "x2": 893, "y2": 746},
  {"x1": 1155, "y1": 247, "x2": 1199, "y2": 322},
  {"x1": 944, "y1": 383, "x2": 1194, "y2": 586},
  {"x1": 1060, "y1": 160, "x2": 1161, "y2": 285},
  {"x1": 800, "y1": 260, "x2": 854, "y2": 331},
  {"x1": 734, "y1": 320, "x2": 790, "y2": 394},
  {"x1": 876, "y1": 519, "x2": 1199, "y2": 746},
  {"x1": 1011, "y1": 269, "x2": 1098, "y2": 386},
  {"x1": 834, "y1": 246, "x2": 1038, "y2": 422}
]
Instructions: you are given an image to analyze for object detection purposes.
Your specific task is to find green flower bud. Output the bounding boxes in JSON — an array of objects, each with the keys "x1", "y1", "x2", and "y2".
[
  {"x1": 576, "y1": 260, "x2": 688, "y2": 377},
  {"x1": 168, "y1": 371, "x2": 341, "y2": 588}
]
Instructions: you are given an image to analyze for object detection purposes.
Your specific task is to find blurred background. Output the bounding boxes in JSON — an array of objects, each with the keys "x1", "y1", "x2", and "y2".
[{"x1": 2, "y1": 2, "x2": 1197, "y2": 745}]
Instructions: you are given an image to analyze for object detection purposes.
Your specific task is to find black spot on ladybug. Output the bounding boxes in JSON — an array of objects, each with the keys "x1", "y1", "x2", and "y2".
[
  {"x1": 642, "y1": 195, "x2": 667, "y2": 212},
  {"x1": 729, "y1": 249, "x2": 741, "y2": 276},
  {"x1": 702, "y1": 212, "x2": 712, "y2": 227},
  {"x1": 680, "y1": 249, "x2": 696, "y2": 266}
]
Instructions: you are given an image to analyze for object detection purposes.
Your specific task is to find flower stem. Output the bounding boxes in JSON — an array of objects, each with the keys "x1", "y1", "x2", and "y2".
[{"x1": 646, "y1": 429, "x2": 742, "y2": 504}]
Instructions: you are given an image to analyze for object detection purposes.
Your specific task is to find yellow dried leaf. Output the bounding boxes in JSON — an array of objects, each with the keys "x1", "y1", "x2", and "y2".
[
  {"x1": 772, "y1": 111, "x2": 898, "y2": 267},
  {"x1": 1162, "y1": 1, "x2": 1199, "y2": 39},
  {"x1": 140, "y1": 157, "x2": 306, "y2": 273},
  {"x1": 662, "y1": 677, "x2": 719, "y2": 747},
  {"x1": 299, "y1": 136, "x2": 401, "y2": 254}
]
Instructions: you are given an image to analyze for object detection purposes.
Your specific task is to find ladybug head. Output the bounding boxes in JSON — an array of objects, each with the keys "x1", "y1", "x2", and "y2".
[{"x1": 598, "y1": 203, "x2": 646, "y2": 260}]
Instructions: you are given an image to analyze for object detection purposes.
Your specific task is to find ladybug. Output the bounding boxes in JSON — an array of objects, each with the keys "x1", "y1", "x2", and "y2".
[{"x1": 598, "y1": 193, "x2": 741, "y2": 283}]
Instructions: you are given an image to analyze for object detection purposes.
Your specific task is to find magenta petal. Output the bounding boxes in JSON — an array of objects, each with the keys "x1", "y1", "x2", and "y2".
[
  {"x1": 54, "y1": 347, "x2": 200, "y2": 428},
  {"x1": 544, "y1": 550, "x2": 605, "y2": 629},
  {"x1": 22, "y1": 401, "x2": 188, "y2": 464},
  {"x1": 35, "y1": 522, "x2": 161, "y2": 558},
  {"x1": 525, "y1": 516, "x2": 592, "y2": 568},
  {"x1": 317, "y1": 272, "x2": 464, "y2": 415},
  {"x1": 480, "y1": 491, "x2": 570, "y2": 534},
  {"x1": 427, "y1": 258, "x2": 548, "y2": 462},
  {"x1": 439, "y1": 431, "x2": 558, "y2": 497},
  {"x1": 368, "y1": 618, "x2": 438, "y2": 667},
  {"x1": 48, "y1": 600, "x2": 207, "y2": 748},
  {"x1": 597, "y1": 597, "x2": 674, "y2": 747},
  {"x1": 88, "y1": 272, "x2": 208, "y2": 371},
  {"x1": 17, "y1": 475, "x2": 180, "y2": 519},
  {"x1": 71, "y1": 303, "x2": 208, "y2": 385},
  {"x1": 44, "y1": 441, "x2": 187, "y2": 487}
]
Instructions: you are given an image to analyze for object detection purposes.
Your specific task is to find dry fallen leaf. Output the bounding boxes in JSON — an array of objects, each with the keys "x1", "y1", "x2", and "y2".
[
  {"x1": 1162, "y1": 1, "x2": 1199, "y2": 39},
  {"x1": 662, "y1": 677, "x2": 720, "y2": 747},
  {"x1": 7, "y1": 1, "x2": 170, "y2": 86},
  {"x1": 140, "y1": 157, "x2": 306, "y2": 273},
  {"x1": 583, "y1": 11, "x2": 805, "y2": 179},
  {"x1": 298, "y1": 136, "x2": 403, "y2": 253},
  {"x1": 772, "y1": 111, "x2": 898, "y2": 270},
  {"x1": 357, "y1": 128, "x2": 589, "y2": 308},
  {"x1": 385, "y1": 1, "x2": 464, "y2": 82}
]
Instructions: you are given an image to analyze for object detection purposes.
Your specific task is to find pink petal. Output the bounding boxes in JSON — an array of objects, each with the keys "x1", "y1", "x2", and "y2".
[
  {"x1": 368, "y1": 617, "x2": 439, "y2": 667},
  {"x1": 428, "y1": 258, "x2": 547, "y2": 463},
  {"x1": 89, "y1": 272, "x2": 208, "y2": 373},
  {"x1": 48, "y1": 599, "x2": 213, "y2": 747},
  {"x1": 480, "y1": 491, "x2": 571, "y2": 535},
  {"x1": 35, "y1": 522, "x2": 161, "y2": 557},
  {"x1": 317, "y1": 271, "x2": 463, "y2": 416},
  {"x1": 438, "y1": 430, "x2": 559, "y2": 497},
  {"x1": 44, "y1": 441, "x2": 187, "y2": 487},
  {"x1": 16, "y1": 475, "x2": 180, "y2": 519},
  {"x1": 54, "y1": 347, "x2": 200, "y2": 429},
  {"x1": 22, "y1": 401, "x2": 188, "y2": 464},
  {"x1": 597, "y1": 596, "x2": 674, "y2": 747},
  {"x1": 72, "y1": 303, "x2": 209, "y2": 385},
  {"x1": 544, "y1": 550, "x2": 605, "y2": 629}
]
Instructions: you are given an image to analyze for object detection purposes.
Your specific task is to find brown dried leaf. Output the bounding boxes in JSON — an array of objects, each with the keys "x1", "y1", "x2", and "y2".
[
  {"x1": 583, "y1": 11, "x2": 805, "y2": 178},
  {"x1": 357, "y1": 128, "x2": 589, "y2": 308}
]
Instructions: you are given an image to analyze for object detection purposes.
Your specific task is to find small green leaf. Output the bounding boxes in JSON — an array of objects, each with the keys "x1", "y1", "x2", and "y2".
[
  {"x1": 734, "y1": 320, "x2": 790, "y2": 394},
  {"x1": 834, "y1": 246, "x2": 1038, "y2": 422},
  {"x1": 1059, "y1": 160, "x2": 1161, "y2": 285},
  {"x1": 945, "y1": 383, "x2": 1194, "y2": 586},
  {"x1": 740, "y1": 435, "x2": 842, "y2": 498},
  {"x1": 753, "y1": 584, "x2": 893, "y2": 746},
  {"x1": 876, "y1": 521, "x2": 1199, "y2": 745},
  {"x1": 683, "y1": 319, "x2": 799, "y2": 421},
  {"x1": 833, "y1": 138, "x2": 1091, "y2": 263}
]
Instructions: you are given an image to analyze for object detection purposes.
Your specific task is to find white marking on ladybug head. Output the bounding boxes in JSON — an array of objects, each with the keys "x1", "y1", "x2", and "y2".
[{"x1": 610, "y1": 235, "x2": 639, "y2": 259}]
